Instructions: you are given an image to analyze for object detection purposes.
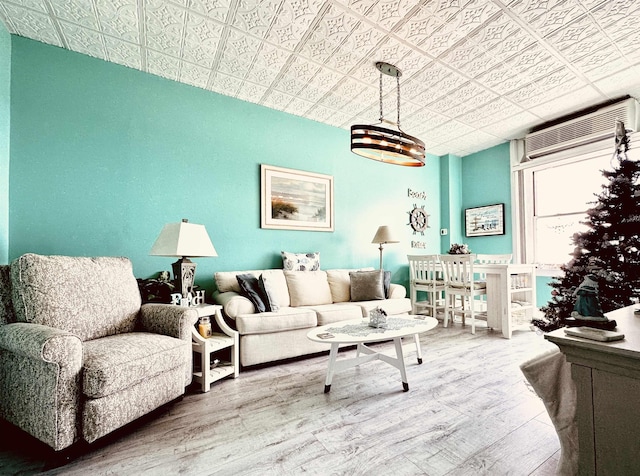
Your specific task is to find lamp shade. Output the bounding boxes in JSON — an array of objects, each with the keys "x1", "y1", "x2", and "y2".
[
  {"x1": 150, "y1": 220, "x2": 217, "y2": 258},
  {"x1": 371, "y1": 226, "x2": 399, "y2": 244}
]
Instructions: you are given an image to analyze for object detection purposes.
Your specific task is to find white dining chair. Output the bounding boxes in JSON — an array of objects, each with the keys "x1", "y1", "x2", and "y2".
[
  {"x1": 439, "y1": 254, "x2": 487, "y2": 334},
  {"x1": 407, "y1": 254, "x2": 446, "y2": 318}
]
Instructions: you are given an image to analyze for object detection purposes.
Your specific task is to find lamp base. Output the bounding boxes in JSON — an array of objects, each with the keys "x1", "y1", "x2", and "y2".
[{"x1": 172, "y1": 257, "x2": 196, "y2": 298}]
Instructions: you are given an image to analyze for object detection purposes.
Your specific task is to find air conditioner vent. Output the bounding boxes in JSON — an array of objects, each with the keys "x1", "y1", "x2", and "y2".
[{"x1": 525, "y1": 98, "x2": 639, "y2": 159}]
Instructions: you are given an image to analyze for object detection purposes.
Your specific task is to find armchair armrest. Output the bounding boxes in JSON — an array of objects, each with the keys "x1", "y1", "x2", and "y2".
[
  {"x1": 0, "y1": 322, "x2": 83, "y2": 451},
  {"x1": 139, "y1": 303, "x2": 199, "y2": 341},
  {"x1": 0, "y1": 322, "x2": 82, "y2": 365}
]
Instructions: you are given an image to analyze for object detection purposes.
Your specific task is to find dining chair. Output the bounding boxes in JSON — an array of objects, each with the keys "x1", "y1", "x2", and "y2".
[
  {"x1": 439, "y1": 253, "x2": 487, "y2": 334},
  {"x1": 407, "y1": 254, "x2": 446, "y2": 318}
]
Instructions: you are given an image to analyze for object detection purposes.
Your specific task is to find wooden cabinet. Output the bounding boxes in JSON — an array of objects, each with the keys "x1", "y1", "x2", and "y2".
[
  {"x1": 191, "y1": 304, "x2": 239, "y2": 393},
  {"x1": 546, "y1": 305, "x2": 640, "y2": 475}
]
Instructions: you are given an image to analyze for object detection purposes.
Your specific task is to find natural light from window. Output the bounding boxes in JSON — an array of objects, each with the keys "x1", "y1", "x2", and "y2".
[{"x1": 533, "y1": 154, "x2": 611, "y2": 268}]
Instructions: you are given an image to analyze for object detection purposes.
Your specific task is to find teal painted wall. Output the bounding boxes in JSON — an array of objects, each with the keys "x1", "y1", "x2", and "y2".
[
  {"x1": 0, "y1": 24, "x2": 9, "y2": 264},
  {"x1": 9, "y1": 37, "x2": 442, "y2": 294},
  {"x1": 439, "y1": 154, "x2": 463, "y2": 252},
  {"x1": 461, "y1": 142, "x2": 512, "y2": 254}
]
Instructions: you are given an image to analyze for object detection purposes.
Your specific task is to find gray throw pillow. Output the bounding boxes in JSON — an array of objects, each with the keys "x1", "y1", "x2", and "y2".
[
  {"x1": 236, "y1": 274, "x2": 267, "y2": 313},
  {"x1": 259, "y1": 274, "x2": 279, "y2": 312},
  {"x1": 350, "y1": 270, "x2": 385, "y2": 301}
]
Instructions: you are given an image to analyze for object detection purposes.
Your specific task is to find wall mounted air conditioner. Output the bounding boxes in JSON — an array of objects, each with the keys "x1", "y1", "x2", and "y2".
[{"x1": 525, "y1": 97, "x2": 639, "y2": 159}]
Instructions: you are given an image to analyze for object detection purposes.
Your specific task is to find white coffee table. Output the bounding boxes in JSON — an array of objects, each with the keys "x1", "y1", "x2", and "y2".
[{"x1": 307, "y1": 315, "x2": 438, "y2": 393}]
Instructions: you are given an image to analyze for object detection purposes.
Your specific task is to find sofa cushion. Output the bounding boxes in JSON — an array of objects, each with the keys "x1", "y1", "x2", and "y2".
[
  {"x1": 301, "y1": 303, "x2": 363, "y2": 326},
  {"x1": 350, "y1": 270, "x2": 386, "y2": 301},
  {"x1": 284, "y1": 270, "x2": 332, "y2": 307},
  {"x1": 83, "y1": 332, "x2": 189, "y2": 399},
  {"x1": 236, "y1": 274, "x2": 268, "y2": 312},
  {"x1": 326, "y1": 268, "x2": 374, "y2": 303},
  {"x1": 281, "y1": 251, "x2": 320, "y2": 271},
  {"x1": 341, "y1": 298, "x2": 412, "y2": 317},
  {"x1": 215, "y1": 270, "x2": 290, "y2": 307},
  {"x1": 10, "y1": 254, "x2": 141, "y2": 341},
  {"x1": 236, "y1": 307, "x2": 317, "y2": 335}
]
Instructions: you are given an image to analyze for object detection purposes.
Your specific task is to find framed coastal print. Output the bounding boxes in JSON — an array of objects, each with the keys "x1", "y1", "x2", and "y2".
[
  {"x1": 465, "y1": 203, "x2": 505, "y2": 237},
  {"x1": 261, "y1": 164, "x2": 334, "y2": 232}
]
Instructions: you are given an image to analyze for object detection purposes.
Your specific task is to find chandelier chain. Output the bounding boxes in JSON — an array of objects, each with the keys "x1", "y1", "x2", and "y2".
[
  {"x1": 396, "y1": 75, "x2": 401, "y2": 130},
  {"x1": 378, "y1": 70, "x2": 383, "y2": 122}
]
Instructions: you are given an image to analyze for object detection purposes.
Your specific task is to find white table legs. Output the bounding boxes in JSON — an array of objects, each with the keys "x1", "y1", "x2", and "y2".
[{"x1": 323, "y1": 336, "x2": 418, "y2": 393}]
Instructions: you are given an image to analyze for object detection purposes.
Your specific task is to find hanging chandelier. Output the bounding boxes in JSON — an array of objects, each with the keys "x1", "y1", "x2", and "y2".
[{"x1": 350, "y1": 62, "x2": 425, "y2": 167}]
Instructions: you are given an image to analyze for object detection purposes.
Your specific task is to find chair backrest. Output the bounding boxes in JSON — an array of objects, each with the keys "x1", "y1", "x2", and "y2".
[
  {"x1": 475, "y1": 253, "x2": 512, "y2": 264},
  {"x1": 11, "y1": 254, "x2": 142, "y2": 341},
  {"x1": 439, "y1": 254, "x2": 477, "y2": 287},
  {"x1": 407, "y1": 255, "x2": 442, "y2": 285}
]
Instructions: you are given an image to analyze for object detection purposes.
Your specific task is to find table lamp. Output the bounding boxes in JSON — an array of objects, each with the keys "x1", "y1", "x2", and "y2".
[
  {"x1": 371, "y1": 225, "x2": 399, "y2": 269},
  {"x1": 150, "y1": 219, "x2": 217, "y2": 298}
]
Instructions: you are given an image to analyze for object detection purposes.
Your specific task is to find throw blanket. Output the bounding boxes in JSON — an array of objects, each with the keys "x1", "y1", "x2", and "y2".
[{"x1": 520, "y1": 347, "x2": 578, "y2": 476}]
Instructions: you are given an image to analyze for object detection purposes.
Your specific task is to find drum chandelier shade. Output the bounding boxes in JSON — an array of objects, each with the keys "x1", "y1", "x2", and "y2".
[{"x1": 351, "y1": 62, "x2": 426, "y2": 167}]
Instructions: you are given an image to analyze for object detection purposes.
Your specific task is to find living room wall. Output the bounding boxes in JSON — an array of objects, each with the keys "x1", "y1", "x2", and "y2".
[
  {"x1": 8, "y1": 36, "x2": 445, "y2": 294},
  {"x1": 0, "y1": 25, "x2": 10, "y2": 265}
]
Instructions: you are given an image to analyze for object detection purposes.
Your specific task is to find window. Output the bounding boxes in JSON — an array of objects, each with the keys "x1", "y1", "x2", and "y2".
[{"x1": 512, "y1": 140, "x2": 613, "y2": 275}]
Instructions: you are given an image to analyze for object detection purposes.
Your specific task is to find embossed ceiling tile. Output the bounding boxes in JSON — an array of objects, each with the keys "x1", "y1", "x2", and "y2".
[
  {"x1": 0, "y1": 2, "x2": 62, "y2": 45},
  {"x1": 504, "y1": 81, "x2": 544, "y2": 108},
  {"x1": 421, "y1": 26, "x2": 465, "y2": 58},
  {"x1": 504, "y1": 44, "x2": 555, "y2": 76},
  {"x1": 506, "y1": 0, "x2": 563, "y2": 26},
  {"x1": 445, "y1": 0, "x2": 501, "y2": 38},
  {"x1": 472, "y1": 13, "x2": 534, "y2": 59},
  {"x1": 184, "y1": 11, "x2": 224, "y2": 51},
  {"x1": 265, "y1": 0, "x2": 325, "y2": 51},
  {"x1": 571, "y1": 45, "x2": 628, "y2": 79},
  {"x1": 243, "y1": 64, "x2": 281, "y2": 85},
  {"x1": 51, "y1": 0, "x2": 100, "y2": 29},
  {"x1": 323, "y1": 46, "x2": 366, "y2": 74},
  {"x1": 58, "y1": 20, "x2": 107, "y2": 59},
  {"x1": 261, "y1": 89, "x2": 295, "y2": 111},
  {"x1": 589, "y1": 0, "x2": 640, "y2": 30},
  {"x1": 527, "y1": 86, "x2": 603, "y2": 120},
  {"x1": 209, "y1": 70, "x2": 245, "y2": 97},
  {"x1": 614, "y1": 30, "x2": 640, "y2": 62},
  {"x1": 525, "y1": 1, "x2": 588, "y2": 38},
  {"x1": 179, "y1": 61, "x2": 211, "y2": 89},
  {"x1": 283, "y1": 96, "x2": 314, "y2": 116},
  {"x1": 305, "y1": 65, "x2": 345, "y2": 94},
  {"x1": 219, "y1": 35, "x2": 258, "y2": 71},
  {"x1": 544, "y1": 15, "x2": 608, "y2": 60},
  {"x1": 362, "y1": 0, "x2": 422, "y2": 32},
  {"x1": 429, "y1": 72, "x2": 468, "y2": 100},
  {"x1": 217, "y1": 53, "x2": 251, "y2": 77},
  {"x1": 427, "y1": 96, "x2": 463, "y2": 118},
  {"x1": 283, "y1": 55, "x2": 322, "y2": 84},
  {"x1": 439, "y1": 37, "x2": 482, "y2": 72},
  {"x1": 103, "y1": 35, "x2": 141, "y2": 69},
  {"x1": 146, "y1": 49, "x2": 181, "y2": 81},
  {"x1": 305, "y1": 104, "x2": 341, "y2": 123},
  {"x1": 423, "y1": 0, "x2": 475, "y2": 24},
  {"x1": 340, "y1": 21, "x2": 387, "y2": 58},
  {"x1": 409, "y1": 62, "x2": 454, "y2": 89},
  {"x1": 311, "y1": 3, "x2": 360, "y2": 49},
  {"x1": 332, "y1": 0, "x2": 379, "y2": 17},
  {"x1": 144, "y1": 1, "x2": 186, "y2": 56},
  {"x1": 323, "y1": 110, "x2": 354, "y2": 128},
  {"x1": 394, "y1": 4, "x2": 445, "y2": 45},
  {"x1": 473, "y1": 63, "x2": 516, "y2": 90},
  {"x1": 95, "y1": 0, "x2": 139, "y2": 42},
  {"x1": 441, "y1": 101, "x2": 476, "y2": 120},
  {"x1": 452, "y1": 83, "x2": 499, "y2": 109},
  {"x1": 374, "y1": 38, "x2": 416, "y2": 67},
  {"x1": 251, "y1": 41, "x2": 290, "y2": 71},
  {"x1": 188, "y1": 0, "x2": 232, "y2": 23},
  {"x1": 2, "y1": 0, "x2": 48, "y2": 15},
  {"x1": 272, "y1": 75, "x2": 308, "y2": 96},
  {"x1": 231, "y1": 0, "x2": 281, "y2": 39},
  {"x1": 329, "y1": 77, "x2": 368, "y2": 103},
  {"x1": 234, "y1": 81, "x2": 268, "y2": 103},
  {"x1": 593, "y1": 65, "x2": 640, "y2": 96},
  {"x1": 317, "y1": 90, "x2": 354, "y2": 111}
]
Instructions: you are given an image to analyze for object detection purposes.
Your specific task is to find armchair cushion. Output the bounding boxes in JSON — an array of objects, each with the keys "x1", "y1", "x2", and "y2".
[
  {"x1": 11, "y1": 254, "x2": 141, "y2": 341},
  {"x1": 83, "y1": 333, "x2": 190, "y2": 398}
]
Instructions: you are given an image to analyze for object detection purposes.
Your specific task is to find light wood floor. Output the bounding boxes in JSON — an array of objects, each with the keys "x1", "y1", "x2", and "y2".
[{"x1": 1, "y1": 321, "x2": 562, "y2": 476}]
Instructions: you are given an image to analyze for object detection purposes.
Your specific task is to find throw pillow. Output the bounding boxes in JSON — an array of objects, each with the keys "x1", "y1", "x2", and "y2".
[
  {"x1": 259, "y1": 274, "x2": 279, "y2": 312},
  {"x1": 350, "y1": 270, "x2": 385, "y2": 301},
  {"x1": 382, "y1": 270, "x2": 391, "y2": 298},
  {"x1": 284, "y1": 270, "x2": 332, "y2": 306},
  {"x1": 236, "y1": 274, "x2": 268, "y2": 313},
  {"x1": 281, "y1": 251, "x2": 320, "y2": 271}
]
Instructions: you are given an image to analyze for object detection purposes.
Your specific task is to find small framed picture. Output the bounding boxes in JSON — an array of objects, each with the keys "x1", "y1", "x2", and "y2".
[{"x1": 465, "y1": 203, "x2": 505, "y2": 237}]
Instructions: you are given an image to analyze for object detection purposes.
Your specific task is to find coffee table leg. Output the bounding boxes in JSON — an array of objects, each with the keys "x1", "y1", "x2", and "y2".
[
  {"x1": 394, "y1": 338, "x2": 409, "y2": 392},
  {"x1": 324, "y1": 343, "x2": 339, "y2": 393},
  {"x1": 414, "y1": 333, "x2": 423, "y2": 364}
]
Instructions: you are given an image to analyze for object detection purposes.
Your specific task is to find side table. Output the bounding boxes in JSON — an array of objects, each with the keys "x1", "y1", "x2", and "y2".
[{"x1": 190, "y1": 304, "x2": 239, "y2": 393}]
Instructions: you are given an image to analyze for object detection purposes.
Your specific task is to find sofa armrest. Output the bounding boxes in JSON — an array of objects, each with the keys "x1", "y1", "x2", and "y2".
[
  {"x1": 0, "y1": 322, "x2": 83, "y2": 451},
  {"x1": 138, "y1": 303, "x2": 199, "y2": 341},
  {"x1": 388, "y1": 283, "x2": 406, "y2": 299},
  {"x1": 213, "y1": 290, "x2": 255, "y2": 319}
]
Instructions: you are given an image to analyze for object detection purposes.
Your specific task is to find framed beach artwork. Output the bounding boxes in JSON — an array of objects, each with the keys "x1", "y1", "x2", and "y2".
[
  {"x1": 465, "y1": 203, "x2": 505, "y2": 237},
  {"x1": 261, "y1": 164, "x2": 334, "y2": 232}
]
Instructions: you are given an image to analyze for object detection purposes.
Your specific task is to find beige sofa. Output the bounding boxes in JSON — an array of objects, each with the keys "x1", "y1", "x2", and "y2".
[{"x1": 213, "y1": 268, "x2": 412, "y2": 366}]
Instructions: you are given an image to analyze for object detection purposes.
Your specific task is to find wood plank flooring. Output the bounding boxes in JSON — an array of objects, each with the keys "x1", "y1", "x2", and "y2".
[{"x1": 0, "y1": 321, "x2": 563, "y2": 475}]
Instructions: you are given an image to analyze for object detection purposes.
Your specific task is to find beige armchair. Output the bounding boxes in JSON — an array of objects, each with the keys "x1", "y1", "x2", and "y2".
[{"x1": 0, "y1": 254, "x2": 198, "y2": 453}]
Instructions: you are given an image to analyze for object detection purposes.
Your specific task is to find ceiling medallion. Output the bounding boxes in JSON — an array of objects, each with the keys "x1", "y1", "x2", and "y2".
[{"x1": 350, "y1": 62, "x2": 425, "y2": 167}]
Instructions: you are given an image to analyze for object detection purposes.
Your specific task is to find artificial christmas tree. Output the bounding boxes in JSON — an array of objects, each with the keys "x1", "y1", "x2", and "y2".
[{"x1": 533, "y1": 121, "x2": 640, "y2": 332}]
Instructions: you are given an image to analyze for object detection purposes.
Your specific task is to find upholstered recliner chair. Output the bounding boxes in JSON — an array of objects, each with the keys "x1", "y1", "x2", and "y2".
[{"x1": 0, "y1": 253, "x2": 198, "y2": 452}]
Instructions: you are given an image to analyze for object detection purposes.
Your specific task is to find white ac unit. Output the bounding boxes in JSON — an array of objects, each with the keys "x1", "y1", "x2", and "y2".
[{"x1": 525, "y1": 97, "x2": 639, "y2": 159}]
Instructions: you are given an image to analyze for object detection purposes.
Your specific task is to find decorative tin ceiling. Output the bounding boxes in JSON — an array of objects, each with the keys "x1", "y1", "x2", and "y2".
[{"x1": 1, "y1": 0, "x2": 639, "y2": 156}]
